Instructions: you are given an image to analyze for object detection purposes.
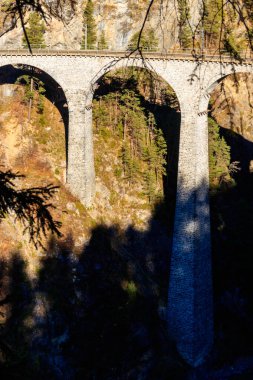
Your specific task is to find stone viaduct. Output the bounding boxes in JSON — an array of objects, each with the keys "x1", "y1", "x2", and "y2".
[{"x1": 0, "y1": 50, "x2": 253, "y2": 367}]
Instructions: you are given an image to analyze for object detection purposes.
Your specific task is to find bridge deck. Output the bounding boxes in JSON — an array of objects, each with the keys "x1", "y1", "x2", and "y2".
[{"x1": 0, "y1": 49, "x2": 252, "y2": 64}]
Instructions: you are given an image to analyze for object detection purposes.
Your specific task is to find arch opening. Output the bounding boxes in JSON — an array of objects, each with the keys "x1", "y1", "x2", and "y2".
[
  {"x1": 0, "y1": 63, "x2": 69, "y2": 156},
  {"x1": 0, "y1": 63, "x2": 68, "y2": 184},
  {"x1": 91, "y1": 66, "x2": 181, "y2": 234},
  {"x1": 207, "y1": 71, "x2": 253, "y2": 362}
]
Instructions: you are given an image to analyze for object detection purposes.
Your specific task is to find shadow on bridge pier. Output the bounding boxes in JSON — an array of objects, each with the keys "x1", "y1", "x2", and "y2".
[
  {"x1": 0, "y1": 162, "x2": 253, "y2": 379},
  {"x1": 0, "y1": 197, "x2": 181, "y2": 379},
  {"x1": 152, "y1": 104, "x2": 181, "y2": 234},
  {"x1": 210, "y1": 130, "x2": 253, "y2": 368}
]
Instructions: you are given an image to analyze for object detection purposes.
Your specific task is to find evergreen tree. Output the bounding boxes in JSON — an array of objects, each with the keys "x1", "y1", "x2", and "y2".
[
  {"x1": 22, "y1": 12, "x2": 46, "y2": 48},
  {"x1": 92, "y1": 69, "x2": 169, "y2": 203},
  {"x1": 37, "y1": 80, "x2": 46, "y2": 114},
  {"x1": 128, "y1": 27, "x2": 158, "y2": 51},
  {"x1": 223, "y1": 30, "x2": 242, "y2": 59},
  {"x1": 144, "y1": 170, "x2": 157, "y2": 203},
  {"x1": 208, "y1": 117, "x2": 231, "y2": 187},
  {"x1": 98, "y1": 30, "x2": 108, "y2": 49},
  {"x1": 121, "y1": 142, "x2": 139, "y2": 183},
  {"x1": 203, "y1": 0, "x2": 222, "y2": 47},
  {"x1": 203, "y1": 0, "x2": 245, "y2": 54},
  {"x1": 81, "y1": 0, "x2": 97, "y2": 49},
  {"x1": 177, "y1": 0, "x2": 192, "y2": 49},
  {"x1": 0, "y1": 170, "x2": 61, "y2": 249},
  {"x1": 154, "y1": 128, "x2": 167, "y2": 180},
  {"x1": 16, "y1": 75, "x2": 46, "y2": 120}
]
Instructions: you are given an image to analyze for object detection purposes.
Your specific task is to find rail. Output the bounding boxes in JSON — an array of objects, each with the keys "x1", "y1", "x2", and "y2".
[{"x1": 0, "y1": 47, "x2": 252, "y2": 63}]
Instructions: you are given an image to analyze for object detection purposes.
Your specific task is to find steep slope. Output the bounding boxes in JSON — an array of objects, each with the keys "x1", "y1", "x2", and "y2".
[
  {"x1": 211, "y1": 73, "x2": 253, "y2": 142},
  {"x1": 0, "y1": 0, "x2": 202, "y2": 50},
  {"x1": 0, "y1": 80, "x2": 166, "y2": 274}
]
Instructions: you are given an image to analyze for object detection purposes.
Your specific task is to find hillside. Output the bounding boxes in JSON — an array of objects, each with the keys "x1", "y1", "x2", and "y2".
[
  {"x1": 0, "y1": 76, "x2": 173, "y2": 378},
  {"x1": 0, "y1": 0, "x2": 198, "y2": 50},
  {"x1": 0, "y1": 74, "x2": 172, "y2": 273},
  {"x1": 1, "y1": 0, "x2": 251, "y2": 55},
  {"x1": 211, "y1": 73, "x2": 253, "y2": 142}
]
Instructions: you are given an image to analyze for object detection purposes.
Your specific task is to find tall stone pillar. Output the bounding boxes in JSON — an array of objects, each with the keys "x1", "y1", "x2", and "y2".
[
  {"x1": 167, "y1": 98, "x2": 213, "y2": 366},
  {"x1": 65, "y1": 89, "x2": 95, "y2": 206}
]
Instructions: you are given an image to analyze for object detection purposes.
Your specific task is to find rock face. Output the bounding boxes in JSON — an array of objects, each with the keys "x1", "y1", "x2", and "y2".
[
  {"x1": 0, "y1": 0, "x2": 201, "y2": 50},
  {"x1": 211, "y1": 73, "x2": 253, "y2": 143}
]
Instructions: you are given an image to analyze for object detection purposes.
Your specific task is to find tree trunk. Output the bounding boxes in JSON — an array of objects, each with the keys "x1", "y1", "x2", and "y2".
[{"x1": 28, "y1": 77, "x2": 33, "y2": 122}]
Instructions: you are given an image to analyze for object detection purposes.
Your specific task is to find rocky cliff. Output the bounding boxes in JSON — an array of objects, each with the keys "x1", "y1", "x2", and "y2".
[{"x1": 0, "y1": 0, "x2": 201, "y2": 50}]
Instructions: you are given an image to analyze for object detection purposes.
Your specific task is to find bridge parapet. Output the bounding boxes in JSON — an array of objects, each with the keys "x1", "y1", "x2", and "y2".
[{"x1": 0, "y1": 48, "x2": 252, "y2": 64}]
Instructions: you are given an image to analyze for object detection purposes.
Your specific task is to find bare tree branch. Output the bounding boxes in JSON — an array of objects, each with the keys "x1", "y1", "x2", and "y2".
[{"x1": 0, "y1": 0, "x2": 77, "y2": 53}]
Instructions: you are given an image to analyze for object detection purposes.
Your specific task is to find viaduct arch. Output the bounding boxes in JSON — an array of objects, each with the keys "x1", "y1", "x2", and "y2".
[
  {"x1": 0, "y1": 63, "x2": 69, "y2": 159},
  {"x1": 0, "y1": 51, "x2": 253, "y2": 367}
]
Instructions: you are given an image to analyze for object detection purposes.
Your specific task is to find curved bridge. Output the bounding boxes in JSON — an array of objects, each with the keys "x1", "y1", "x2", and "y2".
[{"x1": 0, "y1": 49, "x2": 252, "y2": 367}]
